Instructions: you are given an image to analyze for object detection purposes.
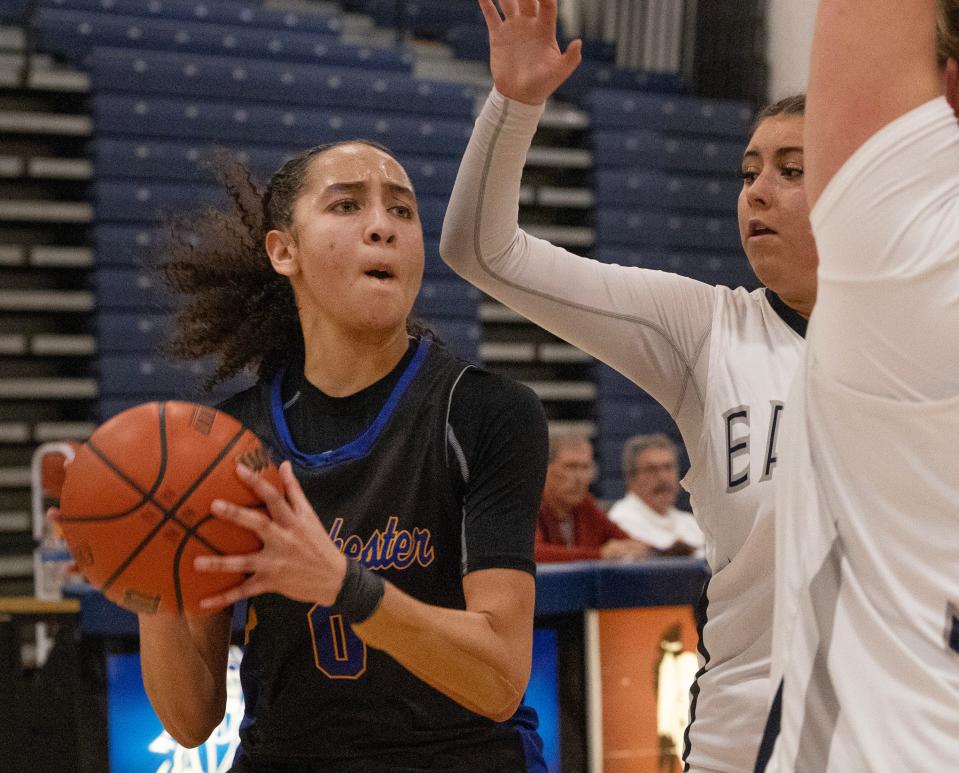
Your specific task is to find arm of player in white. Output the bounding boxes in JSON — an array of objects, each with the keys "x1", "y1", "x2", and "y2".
[
  {"x1": 353, "y1": 568, "x2": 535, "y2": 722},
  {"x1": 805, "y1": 0, "x2": 941, "y2": 207},
  {"x1": 440, "y1": 88, "x2": 716, "y2": 437},
  {"x1": 138, "y1": 608, "x2": 233, "y2": 747}
]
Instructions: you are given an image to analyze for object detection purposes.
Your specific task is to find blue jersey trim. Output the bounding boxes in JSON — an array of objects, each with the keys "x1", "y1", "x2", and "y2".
[
  {"x1": 753, "y1": 678, "x2": 783, "y2": 772},
  {"x1": 505, "y1": 704, "x2": 547, "y2": 773},
  {"x1": 682, "y1": 574, "x2": 711, "y2": 771},
  {"x1": 269, "y1": 337, "x2": 432, "y2": 469}
]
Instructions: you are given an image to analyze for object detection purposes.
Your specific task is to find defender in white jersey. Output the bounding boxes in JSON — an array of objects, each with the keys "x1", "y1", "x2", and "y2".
[
  {"x1": 442, "y1": 2, "x2": 818, "y2": 770},
  {"x1": 758, "y1": 1, "x2": 959, "y2": 771}
]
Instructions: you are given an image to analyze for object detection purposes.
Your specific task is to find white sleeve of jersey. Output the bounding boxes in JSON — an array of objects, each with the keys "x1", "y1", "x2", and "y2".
[
  {"x1": 441, "y1": 88, "x2": 717, "y2": 442},
  {"x1": 809, "y1": 96, "x2": 959, "y2": 401}
]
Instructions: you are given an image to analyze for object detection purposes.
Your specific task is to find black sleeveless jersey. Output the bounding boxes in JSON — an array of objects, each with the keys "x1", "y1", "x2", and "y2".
[{"x1": 217, "y1": 338, "x2": 547, "y2": 772}]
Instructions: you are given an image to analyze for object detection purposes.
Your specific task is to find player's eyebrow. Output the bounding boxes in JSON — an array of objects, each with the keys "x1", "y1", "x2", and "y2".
[
  {"x1": 742, "y1": 146, "x2": 804, "y2": 162},
  {"x1": 323, "y1": 181, "x2": 415, "y2": 198}
]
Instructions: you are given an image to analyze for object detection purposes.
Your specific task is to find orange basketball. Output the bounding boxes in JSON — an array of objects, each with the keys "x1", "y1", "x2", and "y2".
[{"x1": 59, "y1": 401, "x2": 281, "y2": 615}]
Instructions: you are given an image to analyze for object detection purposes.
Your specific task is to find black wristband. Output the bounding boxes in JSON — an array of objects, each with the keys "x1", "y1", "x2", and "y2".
[{"x1": 334, "y1": 559, "x2": 385, "y2": 623}]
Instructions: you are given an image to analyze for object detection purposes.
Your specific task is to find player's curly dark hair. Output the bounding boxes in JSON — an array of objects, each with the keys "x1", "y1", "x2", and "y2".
[{"x1": 159, "y1": 140, "x2": 418, "y2": 388}]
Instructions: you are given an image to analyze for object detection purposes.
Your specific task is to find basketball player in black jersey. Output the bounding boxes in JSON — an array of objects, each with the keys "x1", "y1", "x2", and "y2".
[{"x1": 138, "y1": 141, "x2": 550, "y2": 772}]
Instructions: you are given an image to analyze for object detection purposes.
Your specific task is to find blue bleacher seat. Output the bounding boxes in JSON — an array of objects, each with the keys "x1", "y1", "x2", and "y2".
[
  {"x1": 42, "y1": 0, "x2": 339, "y2": 30},
  {"x1": 595, "y1": 248, "x2": 760, "y2": 290},
  {"x1": 92, "y1": 137, "x2": 461, "y2": 197},
  {"x1": 598, "y1": 477, "x2": 626, "y2": 502},
  {"x1": 92, "y1": 94, "x2": 471, "y2": 158},
  {"x1": 97, "y1": 312, "x2": 171, "y2": 352},
  {"x1": 557, "y1": 62, "x2": 686, "y2": 104},
  {"x1": 93, "y1": 179, "x2": 228, "y2": 221},
  {"x1": 96, "y1": 316, "x2": 478, "y2": 367},
  {"x1": 96, "y1": 308, "x2": 479, "y2": 360},
  {"x1": 94, "y1": 267, "x2": 172, "y2": 309},
  {"x1": 594, "y1": 394, "x2": 678, "y2": 441},
  {"x1": 444, "y1": 24, "x2": 488, "y2": 62},
  {"x1": 93, "y1": 137, "x2": 289, "y2": 184},
  {"x1": 596, "y1": 208, "x2": 741, "y2": 251},
  {"x1": 89, "y1": 48, "x2": 472, "y2": 116},
  {"x1": 594, "y1": 363, "x2": 639, "y2": 400},
  {"x1": 99, "y1": 353, "x2": 219, "y2": 394},
  {"x1": 597, "y1": 439, "x2": 630, "y2": 481},
  {"x1": 595, "y1": 169, "x2": 740, "y2": 213},
  {"x1": 413, "y1": 279, "x2": 481, "y2": 319},
  {"x1": 362, "y1": 0, "x2": 482, "y2": 39},
  {"x1": 592, "y1": 129, "x2": 744, "y2": 173},
  {"x1": 92, "y1": 179, "x2": 450, "y2": 235},
  {"x1": 590, "y1": 89, "x2": 752, "y2": 138},
  {"x1": 94, "y1": 224, "x2": 161, "y2": 266},
  {"x1": 34, "y1": 8, "x2": 411, "y2": 70},
  {"x1": 0, "y1": 0, "x2": 30, "y2": 23},
  {"x1": 578, "y1": 40, "x2": 617, "y2": 63}
]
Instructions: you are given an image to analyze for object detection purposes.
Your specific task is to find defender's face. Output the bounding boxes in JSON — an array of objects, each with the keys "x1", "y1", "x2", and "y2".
[{"x1": 737, "y1": 116, "x2": 819, "y2": 305}]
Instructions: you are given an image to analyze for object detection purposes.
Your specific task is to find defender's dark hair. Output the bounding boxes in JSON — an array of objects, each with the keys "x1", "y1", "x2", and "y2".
[
  {"x1": 158, "y1": 140, "x2": 412, "y2": 388},
  {"x1": 751, "y1": 94, "x2": 806, "y2": 135}
]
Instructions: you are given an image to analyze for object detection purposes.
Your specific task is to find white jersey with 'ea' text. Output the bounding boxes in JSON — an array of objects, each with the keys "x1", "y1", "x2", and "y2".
[{"x1": 440, "y1": 88, "x2": 805, "y2": 773}]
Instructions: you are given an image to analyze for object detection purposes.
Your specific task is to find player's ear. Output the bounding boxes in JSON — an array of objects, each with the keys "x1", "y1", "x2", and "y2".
[
  {"x1": 265, "y1": 228, "x2": 300, "y2": 277},
  {"x1": 945, "y1": 58, "x2": 959, "y2": 119}
]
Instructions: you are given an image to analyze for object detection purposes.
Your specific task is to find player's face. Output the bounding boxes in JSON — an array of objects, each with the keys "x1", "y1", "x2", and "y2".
[
  {"x1": 738, "y1": 115, "x2": 819, "y2": 312},
  {"x1": 544, "y1": 442, "x2": 595, "y2": 510},
  {"x1": 629, "y1": 446, "x2": 679, "y2": 516},
  {"x1": 272, "y1": 144, "x2": 425, "y2": 341}
]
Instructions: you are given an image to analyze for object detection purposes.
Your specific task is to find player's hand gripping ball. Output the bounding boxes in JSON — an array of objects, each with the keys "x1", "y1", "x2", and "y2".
[{"x1": 58, "y1": 402, "x2": 281, "y2": 615}]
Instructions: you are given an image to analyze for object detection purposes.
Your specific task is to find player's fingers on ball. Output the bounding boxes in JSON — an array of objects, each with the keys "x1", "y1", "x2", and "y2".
[
  {"x1": 279, "y1": 461, "x2": 312, "y2": 516},
  {"x1": 198, "y1": 585, "x2": 246, "y2": 611},
  {"x1": 211, "y1": 499, "x2": 271, "y2": 533},
  {"x1": 236, "y1": 462, "x2": 288, "y2": 509},
  {"x1": 193, "y1": 553, "x2": 257, "y2": 574}
]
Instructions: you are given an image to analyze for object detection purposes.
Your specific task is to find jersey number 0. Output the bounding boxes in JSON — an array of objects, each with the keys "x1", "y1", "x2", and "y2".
[{"x1": 308, "y1": 605, "x2": 368, "y2": 679}]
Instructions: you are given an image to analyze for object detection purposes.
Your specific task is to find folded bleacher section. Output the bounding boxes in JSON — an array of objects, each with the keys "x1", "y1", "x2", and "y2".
[
  {"x1": 0, "y1": 12, "x2": 97, "y2": 593},
  {"x1": 30, "y1": 0, "x2": 482, "y2": 420}
]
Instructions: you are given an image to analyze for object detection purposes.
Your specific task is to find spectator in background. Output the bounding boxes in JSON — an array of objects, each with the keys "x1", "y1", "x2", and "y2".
[
  {"x1": 536, "y1": 432, "x2": 651, "y2": 563},
  {"x1": 608, "y1": 434, "x2": 704, "y2": 558}
]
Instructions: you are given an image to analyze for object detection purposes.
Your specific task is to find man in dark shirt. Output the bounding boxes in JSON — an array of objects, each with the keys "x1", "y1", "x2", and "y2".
[{"x1": 535, "y1": 433, "x2": 651, "y2": 563}]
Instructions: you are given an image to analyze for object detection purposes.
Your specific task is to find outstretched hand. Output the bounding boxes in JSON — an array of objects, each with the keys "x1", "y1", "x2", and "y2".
[
  {"x1": 194, "y1": 461, "x2": 347, "y2": 611},
  {"x1": 479, "y1": 0, "x2": 582, "y2": 105}
]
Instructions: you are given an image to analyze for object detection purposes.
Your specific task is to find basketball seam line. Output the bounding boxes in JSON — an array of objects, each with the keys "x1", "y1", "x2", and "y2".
[{"x1": 99, "y1": 404, "x2": 248, "y2": 604}]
